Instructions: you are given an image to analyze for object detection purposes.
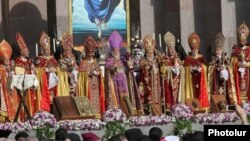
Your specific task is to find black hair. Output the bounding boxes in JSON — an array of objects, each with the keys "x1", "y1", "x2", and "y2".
[
  {"x1": 68, "y1": 133, "x2": 81, "y2": 141},
  {"x1": 55, "y1": 127, "x2": 68, "y2": 141},
  {"x1": 125, "y1": 128, "x2": 143, "y2": 141},
  {"x1": 15, "y1": 131, "x2": 29, "y2": 140},
  {"x1": 149, "y1": 127, "x2": 163, "y2": 141}
]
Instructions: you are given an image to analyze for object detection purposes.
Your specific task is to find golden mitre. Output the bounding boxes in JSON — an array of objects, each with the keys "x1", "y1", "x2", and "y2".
[
  {"x1": 62, "y1": 32, "x2": 73, "y2": 51},
  {"x1": 164, "y1": 31, "x2": 175, "y2": 48},
  {"x1": 238, "y1": 22, "x2": 249, "y2": 38},
  {"x1": 39, "y1": 31, "x2": 50, "y2": 51},
  {"x1": 215, "y1": 32, "x2": 225, "y2": 49},
  {"x1": 16, "y1": 32, "x2": 28, "y2": 51},
  {"x1": 188, "y1": 32, "x2": 200, "y2": 50},
  {"x1": 0, "y1": 40, "x2": 12, "y2": 59},
  {"x1": 142, "y1": 34, "x2": 156, "y2": 51}
]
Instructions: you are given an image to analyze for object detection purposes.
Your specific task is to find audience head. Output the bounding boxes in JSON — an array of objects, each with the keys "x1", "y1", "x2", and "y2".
[
  {"x1": 68, "y1": 133, "x2": 81, "y2": 141},
  {"x1": 82, "y1": 132, "x2": 100, "y2": 141},
  {"x1": 137, "y1": 135, "x2": 152, "y2": 141},
  {"x1": 55, "y1": 127, "x2": 68, "y2": 141},
  {"x1": 15, "y1": 131, "x2": 29, "y2": 141},
  {"x1": 149, "y1": 127, "x2": 163, "y2": 141},
  {"x1": 25, "y1": 136, "x2": 39, "y2": 141},
  {"x1": 125, "y1": 128, "x2": 143, "y2": 141},
  {"x1": 108, "y1": 134, "x2": 128, "y2": 141},
  {"x1": 0, "y1": 129, "x2": 12, "y2": 139},
  {"x1": 182, "y1": 131, "x2": 204, "y2": 141}
]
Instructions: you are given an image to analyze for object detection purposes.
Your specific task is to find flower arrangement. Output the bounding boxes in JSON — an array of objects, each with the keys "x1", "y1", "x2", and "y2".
[
  {"x1": 129, "y1": 115, "x2": 172, "y2": 126},
  {"x1": 192, "y1": 112, "x2": 239, "y2": 124},
  {"x1": 103, "y1": 107, "x2": 127, "y2": 122},
  {"x1": 243, "y1": 102, "x2": 250, "y2": 123},
  {"x1": 30, "y1": 111, "x2": 57, "y2": 129},
  {"x1": 172, "y1": 104, "x2": 193, "y2": 120},
  {"x1": 102, "y1": 108, "x2": 127, "y2": 141},
  {"x1": 243, "y1": 102, "x2": 250, "y2": 115},
  {"x1": 57, "y1": 119, "x2": 105, "y2": 130}
]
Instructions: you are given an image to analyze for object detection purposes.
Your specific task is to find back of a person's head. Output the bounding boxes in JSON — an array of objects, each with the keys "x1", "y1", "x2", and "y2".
[
  {"x1": 137, "y1": 135, "x2": 152, "y2": 141},
  {"x1": 68, "y1": 133, "x2": 81, "y2": 141},
  {"x1": 15, "y1": 131, "x2": 29, "y2": 141},
  {"x1": 182, "y1": 133, "x2": 193, "y2": 141},
  {"x1": 125, "y1": 128, "x2": 143, "y2": 141},
  {"x1": 25, "y1": 136, "x2": 39, "y2": 141},
  {"x1": 55, "y1": 128, "x2": 68, "y2": 141},
  {"x1": 108, "y1": 134, "x2": 127, "y2": 141},
  {"x1": 192, "y1": 131, "x2": 204, "y2": 141},
  {"x1": 182, "y1": 131, "x2": 204, "y2": 141},
  {"x1": 149, "y1": 127, "x2": 163, "y2": 141}
]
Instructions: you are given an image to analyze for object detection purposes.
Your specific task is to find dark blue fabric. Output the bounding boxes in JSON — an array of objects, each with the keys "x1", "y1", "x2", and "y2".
[{"x1": 84, "y1": 0, "x2": 121, "y2": 23}]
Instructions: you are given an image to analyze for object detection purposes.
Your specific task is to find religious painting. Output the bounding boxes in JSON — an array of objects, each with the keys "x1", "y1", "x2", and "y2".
[{"x1": 69, "y1": 0, "x2": 130, "y2": 45}]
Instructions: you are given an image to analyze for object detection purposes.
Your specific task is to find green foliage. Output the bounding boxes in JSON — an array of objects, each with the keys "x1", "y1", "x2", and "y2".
[
  {"x1": 102, "y1": 121, "x2": 126, "y2": 141},
  {"x1": 247, "y1": 115, "x2": 250, "y2": 123},
  {"x1": 36, "y1": 126, "x2": 55, "y2": 141},
  {"x1": 173, "y1": 120, "x2": 192, "y2": 137}
]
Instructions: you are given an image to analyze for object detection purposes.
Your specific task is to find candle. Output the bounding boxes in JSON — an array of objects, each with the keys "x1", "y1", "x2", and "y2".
[
  {"x1": 53, "y1": 38, "x2": 56, "y2": 53},
  {"x1": 41, "y1": 47, "x2": 43, "y2": 55},
  {"x1": 152, "y1": 33, "x2": 155, "y2": 40},
  {"x1": 159, "y1": 33, "x2": 162, "y2": 50},
  {"x1": 36, "y1": 43, "x2": 38, "y2": 56}
]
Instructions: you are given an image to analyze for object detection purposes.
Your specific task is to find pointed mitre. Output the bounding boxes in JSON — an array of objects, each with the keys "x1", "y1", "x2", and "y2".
[
  {"x1": 142, "y1": 34, "x2": 156, "y2": 51},
  {"x1": 39, "y1": 31, "x2": 50, "y2": 51},
  {"x1": 164, "y1": 31, "x2": 175, "y2": 48},
  {"x1": 215, "y1": 32, "x2": 225, "y2": 49},
  {"x1": 188, "y1": 32, "x2": 200, "y2": 49},
  {"x1": 109, "y1": 31, "x2": 123, "y2": 50},
  {"x1": 238, "y1": 22, "x2": 249, "y2": 38},
  {"x1": 62, "y1": 32, "x2": 73, "y2": 51},
  {"x1": 16, "y1": 32, "x2": 28, "y2": 51},
  {"x1": 0, "y1": 40, "x2": 12, "y2": 59}
]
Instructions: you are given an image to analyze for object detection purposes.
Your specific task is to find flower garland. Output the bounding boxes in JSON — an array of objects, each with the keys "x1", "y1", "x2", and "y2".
[
  {"x1": 0, "y1": 105, "x2": 243, "y2": 132},
  {"x1": 129, "y1": 115, "x2": 172, "y2": 126},
  {"x1": 58, "y1": 119, "x2": 105, "y2": 130},
  {"x1": 192, "y1": 112, "x2": 239, "y2": 124}
]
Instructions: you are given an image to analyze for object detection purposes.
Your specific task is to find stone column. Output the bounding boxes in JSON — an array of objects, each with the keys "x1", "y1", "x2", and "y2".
[
  {"x1": 221, "y1": 0, "x2": 237, "y2": 56},
  {"x1": 140, "y1": 0, "x2": 155, "y2": 38},
  {"x1": 179, "y1": 0, "x2": 195, "y2": 53},
  {"x1": 56, "y1": 0, "x2": 69, "y2": 40}
]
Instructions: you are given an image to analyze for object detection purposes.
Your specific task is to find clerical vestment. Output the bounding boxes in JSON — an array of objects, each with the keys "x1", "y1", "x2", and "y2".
[
  {"x1": 208, "y1": 57, "x2": 237, "y2": 105},
  {"x1": 14, "y1": 56, "x2": 36, "y2": 117},
  {"x1": 231, "y1": 45, "x2": 250, "y2": 104},
  {"x1": 139, "y1": 58, "x2": 161, "y2": 115},
  {"x1": 78, "y1": 58, "x2": 105, "y2": 118},
  {"x1": 105, "y1": 55, "x2": 133, "y2": 116},
  {"x1": 184, "y1": 55, "x2": 209, "y2": 108},
  {"x1": 57, "y1": 56, "x2": 77, "y2": 96},
  {"x1": 125, "y1": 58, "x2": 144, "y2": 115},
  {"x1": 0, "y1": 65, "x2": 18, "y2": 122},
  {"x1": 35, "y1": 55, "x2": 58, "y2": 112},
  {"x1": 162, "y1": 56, "x2": 185, "y2": 109}
]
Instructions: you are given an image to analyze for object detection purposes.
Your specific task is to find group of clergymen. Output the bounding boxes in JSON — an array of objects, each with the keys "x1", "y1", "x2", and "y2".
[{"x1": 0, "y1": 22, "x2": 250, "y2": 122}]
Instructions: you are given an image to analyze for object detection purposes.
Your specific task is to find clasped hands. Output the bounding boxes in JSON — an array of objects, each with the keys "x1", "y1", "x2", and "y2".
[{"x1": 190, "y1": 65, "x2": 201, "y2": 73}]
